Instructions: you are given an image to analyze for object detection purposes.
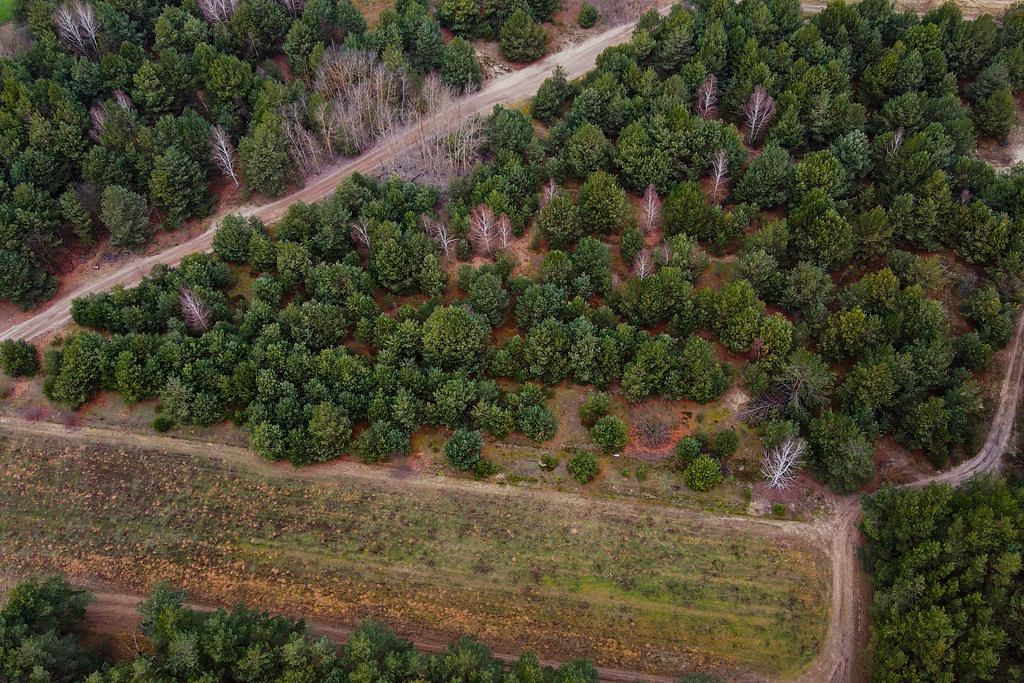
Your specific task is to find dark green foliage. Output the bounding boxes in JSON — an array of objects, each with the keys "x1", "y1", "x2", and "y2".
[
  {"x1": 591, "y1": 414, "x2": 628, "y2": 453},
  {"x1": 734, "y1": 144, "x2": 793, "y2": 208},
  {"x1": 577, "y1": 171, "x2": 633, "y2": 235},
  {"x1": 578, "y1": 391, "x2": 611, "y2": 427},
  {"x1": 101, "y1": 185, "x2": 151, "y2": 248},
  {"x1": 422, "y1": 305, "x2": 490, "y2": 371},
  {"x1": 240, "y1": 113, "x2": 292, "y2": 197},
  {"x1": 684, "y1": 455, "x2": 722, "y2": 491},
  {"x1": 500, "y1": 9, "x2": 547, "y2": 63},
  {"x1": 0, "y1": 576, "x2": 96, "y2": 682},
  {"x1": 1, "y1": 578, "x2": 600, "y2": 682},
  {"x1": 0, "y1": 339, "x2": 39, "y2": 377},
  {"x1": 710, "y1": 428, "x2": 739, "y2": 458},
  {"x1": 538, "y1": 193, "x2": 581, "y2": 249},
  {"x1": 445, "y1": 428, "x2": 484, "y2": 470},
  {"x1": 213, "y1": 215, "x2": 265, "y2": 263},
  {"x1": 563, "y1": 124, "x2": 611, "y2": 178},
  {"x1": 974, "y1": 85, "x2": 1016, "y2": 139},
  {"x1": 531, "y1": 66, "x2": 573, "y2": 124},
  {"x1": 577, "y1": 3, "x2": 598, "y2": 28},
  {"x1": 441, "y1": 37, "x2": 483, "y2": 92},
  {"x1": 149, "y1": 145, "x2": 210, "y2": 227},
  {"x1": 567, "y1": 450, "x2": 599, "y2": 483},
  {"x1": 808, "y1": 411, "x2": 875, "y2": 493},
  {"x1": 674, "y1": 436, "x2": 701, "y2": 467},
  {"x1": 861, "y1": 479, "x2": 1024, "y2": 683}
]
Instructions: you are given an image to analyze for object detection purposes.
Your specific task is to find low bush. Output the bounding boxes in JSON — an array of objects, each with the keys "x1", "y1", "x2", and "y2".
[
  {"x1": 0, "y1": 339, "x2": 38, "y2": 377},
  {"x1": 568, "y1": 451, "x2": 599, "y2": 483},
  {"x1": 446, "y1": 429, "x2": 484, "y2": 470},
  {"x1": 578, "y1": 392, "x2": 611, "y2": 427},
  {"x1": 684, "y1": 455, "x2": 722, "y2": 491},
  {"x1": 674, "y1": 436, "x2": 702, "y2": 466},
  {"x1": 591, "y1": 415, "x2": 628, "y2": 453}
]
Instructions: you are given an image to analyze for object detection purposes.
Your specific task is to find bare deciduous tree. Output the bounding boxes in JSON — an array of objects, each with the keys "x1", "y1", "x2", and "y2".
[
  {"x1": 74, "y1": 1, "x2": 99, "y2": 49},
  {"x1": 885, "y1": 127, "x2": 905, "y2": 157},
  {"x1": 210, "y1": 125, "x2": 240, "y2": 187},
  {"x1": 180, "y1": 287, "x2": 213, "y2": 333},
  {"x1": 497, "y1": 214, "x2": 512, "y2": 250},
  {"x1": 694, "y1": 74, "x2": 718, "y2": 119},
  {"x1": 634, "y1": 249, "x2": 653, "y2": 279},
  {"x1": 641, "y1": 184, "x2": 661, "y2": 233},
  {"x1": 470, "y1": 204, "x2": 496, "y2": 255},
  {"x1": 542, "y1": 177, "x2": 558, "y2": 207},
  {"x1": 423, "y1": 216, "x2": 456, "y2": 260},
  {"x1": 277, "y1": 0, "x2": 304, "y2": 15},
  {"x1": 88, "y1": 105, "x2": 105, "y2": 142},
  {"x1": 743, "y1": 85, "x2": 776, "y2": 145},
  {"x1": 113, "y1": 90, "x2": 133, "y2": 110},
  {"x1": 351, "y1": 218, "x2": 372, "y2": 252},
  {"x1": 53, "y1": 3, "x2": 86, "y2": 54},
  {"x1": 281, "y1": 99, "x2": 325, "y2": 176},
  {"x1": 198, "y1": 0, "x2": 238, "y2": 23},
  {"x1": 761, "y1": 436, "x2": 805, "y2": 490},
  {"x1": 708, "y1": 149, "x2": 728, "y2": 204},
  {"x1": 587, "y1": 0, "x2": 645, "y2": 24}
]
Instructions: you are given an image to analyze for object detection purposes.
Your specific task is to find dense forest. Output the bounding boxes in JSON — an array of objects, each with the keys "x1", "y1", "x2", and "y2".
[
  {"x1": 861, "y1": 477, "x2": 1024, "y2": 682},
  {"x1": 0, "y1": 0, "x2": 495, "y2": 309},
  {"x1": 29, "y1": 0, "x2": 1024, "y2": 494},
  {"x1": 0, "y1": 576, "x2": 619, "y2": 681}
]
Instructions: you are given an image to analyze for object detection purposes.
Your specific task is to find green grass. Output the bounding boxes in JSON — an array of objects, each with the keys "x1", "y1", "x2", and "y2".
[
  {"x1": 0, "y1": 437, "x2": 829, "y2": 678},
  {"x1": 0, "y1": 0, "x2": 13, "y2": 24}
]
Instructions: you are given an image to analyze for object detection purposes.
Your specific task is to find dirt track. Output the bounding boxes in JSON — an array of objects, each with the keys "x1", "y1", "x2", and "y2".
[
  {"x1": 0, "y1": 315, "x2": 1021, "y2": 682},
  {"x1": 795, "y1": 311, "x2": 1024, "y2": 683},
  {"x1": 0, "y1": 12, "x2": 668, "y2": 343}
]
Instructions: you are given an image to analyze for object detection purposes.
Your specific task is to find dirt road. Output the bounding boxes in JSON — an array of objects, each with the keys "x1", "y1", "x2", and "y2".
[
  {"x1": 1, "y1": 308, "x2": 1021, "y2": 682},
  {"x1": 0, "y1": 13, "x2": 667, "y2": 344},
  {"x1": 795, "y1": 311, "x2": 1024, "y2": 683}
]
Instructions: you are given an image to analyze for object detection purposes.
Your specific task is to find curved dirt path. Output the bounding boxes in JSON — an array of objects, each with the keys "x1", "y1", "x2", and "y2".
[
  {"x1": 0, "y1": 12, "x2": 670, "y2": 344},
  {"x1": 796, "y1": 311, "x2": 1024, "y2": 683}
]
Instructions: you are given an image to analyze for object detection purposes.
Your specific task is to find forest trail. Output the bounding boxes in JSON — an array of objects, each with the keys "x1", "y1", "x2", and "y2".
[
  {"x1": 0, "y1": 11, "x2": 667, "y2": 343},
  {"x1": 795, "y1": 311, "x2": 1024, "y2": 683}
]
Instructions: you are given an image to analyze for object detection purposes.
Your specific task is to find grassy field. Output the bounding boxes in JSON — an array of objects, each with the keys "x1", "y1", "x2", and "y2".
[
  {"x1": 0, "y1": 436, "x2": 828, "y2": 679},
  {"x1": 0, "y1": 0, "x2": 13, "y2": 24}
]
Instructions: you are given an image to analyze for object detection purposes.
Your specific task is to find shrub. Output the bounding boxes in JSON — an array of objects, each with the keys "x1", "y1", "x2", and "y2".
[
  {"x1": 471, "y1": 457, "x2": 499, "y2": 478},
  {"x1": 591, "y1": 415, "x2": 628, "y2": 453},
  {"x1": 578, "y1": 392, "x2": 611, "y2": 427},
  {"x1": 684, "y1": 455, "x2": 722, "y2": 491},
  {"x1": 152, "y1": 415, "x2": 175, "y2": 432},
  {"x1": 568, "y1": 451, "x2": 599, "y2": 483},
  {"x1": 539, "y1": 453, "x2": 559, "y2": 470},
  {"x1": 772, "y1": 503, "x2": 787, "y2": 517},
  {"x1": 577, "y1": 3, "x2": 599, "y2": 27},
  {"x1": 518, "y1": 404, "x2": 558, "y2": 441},
  {"x1": 445, "y1": 429, "x2": 484, "y2": 470},
  {"x1": 675, "y1": 436, "x2": 702, "y2": 466},
  {"x1": 0, "y1": 339, "x2": 38, "y2": 377},
  {"x1": 711, "y1": 428, "x2": 739, "y2": 457}
]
